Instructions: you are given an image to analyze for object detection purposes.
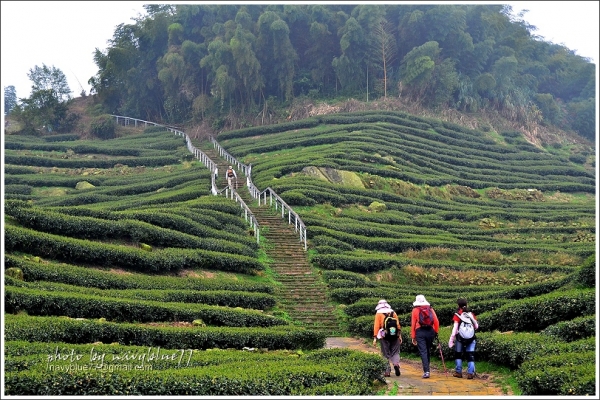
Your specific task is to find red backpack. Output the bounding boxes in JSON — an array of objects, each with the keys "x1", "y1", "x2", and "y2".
[{"x1": 418, "y1": 306, "x2": 434, "y2": 327}]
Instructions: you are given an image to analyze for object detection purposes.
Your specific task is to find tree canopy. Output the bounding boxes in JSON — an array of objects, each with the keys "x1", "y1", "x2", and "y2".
[
  {"x1": 88, "y1": 3, "x2": 595, "y2": 142},
  {"x1": 11, "y1": 64, "x2": 77, "y2": 134}
]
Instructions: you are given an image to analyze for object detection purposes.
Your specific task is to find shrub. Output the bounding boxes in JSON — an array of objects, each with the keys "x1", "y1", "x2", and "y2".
[
  {"x1": 89, "y1": 114, "x2": 116, "y2": 139},
  {"x1": 572, "y1": 254, "x2": 595, "y2": 288},
  {"x1": 539, "y1": 315, "x2": 596, "y2": 342}
]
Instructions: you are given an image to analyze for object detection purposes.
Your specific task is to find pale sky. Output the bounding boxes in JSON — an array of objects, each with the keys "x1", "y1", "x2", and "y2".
[{"x1": 1, "y1": 1, "x2": 599, "y2": 103}]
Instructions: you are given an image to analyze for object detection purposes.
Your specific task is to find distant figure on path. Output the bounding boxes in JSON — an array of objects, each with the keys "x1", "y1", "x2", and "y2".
[
  {"x1": 372, "y1": 299, "x2": 402, "y2": 377},
  {"x1": 410, "y1": 294, "x2": 439, "y2": 379},
  {"x1": 226, "y1": 165, "x2": 237, "y2": 188}
]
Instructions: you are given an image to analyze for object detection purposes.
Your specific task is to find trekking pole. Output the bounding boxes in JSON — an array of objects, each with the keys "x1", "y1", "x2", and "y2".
[{"x1": 436, "y1": 336, "x2": 448, "y2": 377}]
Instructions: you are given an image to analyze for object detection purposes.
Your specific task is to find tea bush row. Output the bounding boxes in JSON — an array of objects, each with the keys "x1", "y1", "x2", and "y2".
[
  {"x1": 220, "y1": 112, "x2": 592, "y2": 191},
  {"x1": 4, "y1": 141, "x2": 176, "y2": 156},
  {"x1": 539, "y1": 315, "x2": 596, "y2": 342},
  {"x1": 4, "y1": 314, "x2": 326, "y2": 351},
  {"x1": 34, "y1": 185, "x2": 210, "y2": 208},
  {"x1": 5, "y1": 226, "x2": 263, "y2": 274},
  {"x1": 312, "y1": 249, "x2": 574, "y2": 274},
  {"x1": 6, "y1": 277, "x2": 276, "y2": 310},
  {"x1": 4, "y1": 154, "x2": 182, "y2": 169},
  {"x1": 4, "y1": 356, "x2": 378, "y2": 396},
  {"x1": 477, "y1": 333, "x2": 595, "y2": 369},
  {"x1": 326, "y1": 222, "x2": 585, "y2": 254},
  {"x1": 55, "y1": 201, "x2": 252, "y2": 233},
  {"x1": 4, "y1": 343, "x2": 383, "y2": 388},
  {"x1": 6, "y1": 203, "x2": 257, "y2": 257},
  {"x1": 332, "y1": 276, "x2": 572, "y2": 307},
  {"x1": 112, "y1": 209, "x2": 256, "y2": 246},
  {"x1": 218, "y1": 118, "x2": 321, "y2": 140},
  {"x1": 343, "y1": 295, "x2": 511, "y2": 321},
  {"x1": 5, "y1": 286, "x2": 286, "y2": 327},
  {"x1": 4, "y1": 184, "x2": 33, "y2": 195},
  {"x1": 5, "y1": 254, "x2": 274, "y2": 293},
  {"x1": 4, "y1": 163, "x2": 206, "y2": 189},
  {"x1": 516, "y1": 351, "x2": 596, "y2": 395}
]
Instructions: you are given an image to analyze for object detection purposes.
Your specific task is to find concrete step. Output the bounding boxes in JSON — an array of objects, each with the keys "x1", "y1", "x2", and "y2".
[{"x1": 201, "y1": 143, "x2": 341, "y2": 334}]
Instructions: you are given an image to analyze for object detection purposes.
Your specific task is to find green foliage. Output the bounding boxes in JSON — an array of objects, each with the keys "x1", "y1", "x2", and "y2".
[
  {"x1": 5, "y1": 225, "x2": 263, "y2": 275},
  {"x1": 27, "y1": 64, "x2": 71, "y2": 101},
  {"x1": 476, "y1": 289, "x2": 595, "y2": 333},
  {"x1": 5, "y1": 267, "x2": 24, "y2": 281},
  {"x1": 4, "y1": 314, "x2": 326, "y2": 351},
  {"x1": 4, "y1": 286, "x2": 285, "y2": 327},
  {"x1": 4, "y1": 343, "x2": 381, "y2": 395},
  {"x1": 89, "y1": 114, "x2": 116, "y2": 139},
  {"x1": 5, "y1": 254, "x2": 274, "y2": 293},
  {"x1": 572, "y1": 254, "x2": 595, "y2": 288},
  {"x1": 516, "y1": 351, "x2": 596, "y2": 395},
  {"x1": 6, "y1": 278, "x2": 277, "y2": 310},
  {"x1": 85, "y1": 4, "x2": 595, "y2": 140},
  {"x1": 539, "y1": 315, "x2": 596, "y2": 342},
  {"x1": 4, "y1": 85, "x2": 17, "y2": 114}
]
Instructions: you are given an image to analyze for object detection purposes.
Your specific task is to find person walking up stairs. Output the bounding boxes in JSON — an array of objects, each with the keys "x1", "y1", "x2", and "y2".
[{"x1": 199, "y1": 143, "x2": 339, "y2": 335}]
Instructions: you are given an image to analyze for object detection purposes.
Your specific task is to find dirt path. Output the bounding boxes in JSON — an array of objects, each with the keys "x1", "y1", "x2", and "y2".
[{"x1": 325, "y1": 337, "x2": 510, "y2": 396}]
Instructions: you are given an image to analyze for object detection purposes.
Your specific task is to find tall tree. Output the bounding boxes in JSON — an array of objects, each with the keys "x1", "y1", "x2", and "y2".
[
  {"x1": 14, "y1": 64, "x2": 78, "y2": 133},
  {"x1": 27, "y1": 64, "x2": 71, "y2": 102},
  {"x1": 332, "y1": 17, "x2": 367, "y2": 93},
  {"x1": 230, "y1": 9, "x2": 263, "y2": 111},
  {"x1": 271, "y1": 19, "x2": 297, "y2": 102},
  {"x1": 370, "y1": 17, "x2": 397, "y2": 98},
  {"x1": 4, "y1": 85, "x2": 17, "y2": 115}
]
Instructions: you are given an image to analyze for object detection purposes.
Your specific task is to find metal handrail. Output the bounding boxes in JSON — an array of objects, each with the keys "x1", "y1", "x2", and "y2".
[
  {"x1": 211, "y1": 136, "x2": 307, "y2": 250},
  {"x1": 111, "y1": 115, "x2": 259, "y2": 243}
]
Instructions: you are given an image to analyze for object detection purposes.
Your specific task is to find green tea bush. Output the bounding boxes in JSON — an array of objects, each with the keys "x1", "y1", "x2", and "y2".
[
  {"x1": 5, "y1": 226, "x2": 263, "y2": 274},
  {"x1": 572, "y1": 254, "x2": 595, "y2": 288},
  {"x1": 5, "y1": 254, "x2": 274, "y2": 293},
  {"x1": 90, "y1": 114, "x2": 116, "y2": 139},
  {"x1": 477, "y1": 289, "x2": 595, "y2": 332},
  {"x1": 516, "y1": 352, "x2": 595, "y2": 395},
  {"x1": 539, "y1": 315, "x2": 596, "y2": 342},
  {"x1": 6, "y1": 278, "x2": 276, "y2": 310},
  {"x1": 4, "y1": 314, "x2": 326, "y2": 351},
  {"x1": 5, "y1": 286, "x2": 285, "y2": 327}
]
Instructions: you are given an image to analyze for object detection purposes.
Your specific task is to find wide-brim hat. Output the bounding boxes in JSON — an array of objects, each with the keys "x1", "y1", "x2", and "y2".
[
  {"x1": 375, "y1": 299, "x2": 393, "y2": 313},
  {"x1": 413, "y1": 294, "x2": 430, "y2": 307}
]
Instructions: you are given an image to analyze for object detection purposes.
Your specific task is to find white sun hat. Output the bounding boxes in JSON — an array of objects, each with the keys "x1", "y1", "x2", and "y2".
[
  {"x1": 375, "y1": 299, "x2": 393, "y2": 313},
  {"x1": 413, "y1": 294, "x2": 430, "y2": 307}
]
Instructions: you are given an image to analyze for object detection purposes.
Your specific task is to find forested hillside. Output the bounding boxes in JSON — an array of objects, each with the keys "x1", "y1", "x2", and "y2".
[{"x1": 86, "y1": 3, "x2": 595, "y2": 143}]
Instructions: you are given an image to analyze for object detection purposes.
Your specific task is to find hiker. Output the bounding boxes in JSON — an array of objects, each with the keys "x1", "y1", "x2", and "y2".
[
  {"x1": 448, "y1": 298, "x2": 479, "y2": 379},
  {"x1": 410, "y1": 294, "x2": 439, "y2": 379},
  {"x1": 226, "y1": 165, "x2": 237, "y2": 188},
  {"x1": 372, "y1": 299, "x2": 402, "y2": 377}
]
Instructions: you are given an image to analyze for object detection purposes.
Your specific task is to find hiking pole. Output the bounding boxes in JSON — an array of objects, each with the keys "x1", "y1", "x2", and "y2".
[{"x1": 436, "y1": 336, "x2": 448, "y2": 377}]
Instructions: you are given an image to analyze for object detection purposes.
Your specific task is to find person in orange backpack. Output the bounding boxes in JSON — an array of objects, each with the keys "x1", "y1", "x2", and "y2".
[
  {"x1": 226, "y1": 165, "x2": 237, "y2": 188},
  {"x1": 372, "y1": 299, "x2": 402, "y2": 377},
  {"x1": 410, "y1": 294, "x2": 439, "y2": 379}
]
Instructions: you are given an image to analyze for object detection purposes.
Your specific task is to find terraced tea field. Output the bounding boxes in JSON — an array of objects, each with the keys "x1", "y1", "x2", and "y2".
[{"x1": 3, "y1": 111, "x2": 596, "y2": 395}]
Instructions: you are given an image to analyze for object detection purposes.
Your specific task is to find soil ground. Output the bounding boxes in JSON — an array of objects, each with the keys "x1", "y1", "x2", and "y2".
[{"x1": 325, "y1": 337, "x2": 510, "y2": 396}]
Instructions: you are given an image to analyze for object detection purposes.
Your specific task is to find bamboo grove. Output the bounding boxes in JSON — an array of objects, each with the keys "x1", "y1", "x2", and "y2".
[{"x1": 88, "y1": 4, "x2": 595, "y2": 142}]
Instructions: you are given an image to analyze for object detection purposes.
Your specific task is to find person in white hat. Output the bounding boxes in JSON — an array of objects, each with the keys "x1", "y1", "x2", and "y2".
[
  {"x1": 372, "y1": 299, "x2": 402, "y2": 377},
  {"x1": 410, "y1": 294, "x2": 439, "y2": 379},
  {"x1": 226, "y1": 165, "x2": 237, "y2": 188}
]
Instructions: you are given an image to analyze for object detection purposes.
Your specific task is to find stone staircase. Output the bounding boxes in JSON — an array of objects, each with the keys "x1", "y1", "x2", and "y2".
[{"x1": 201, "y1": 145, "x2": 340, "y2": 335}]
